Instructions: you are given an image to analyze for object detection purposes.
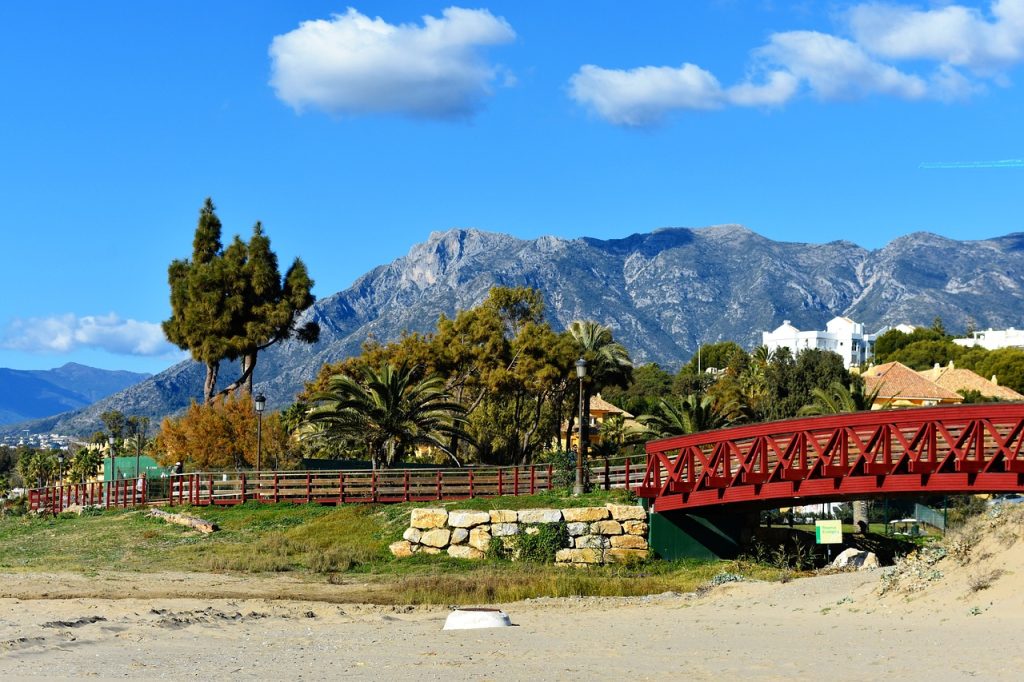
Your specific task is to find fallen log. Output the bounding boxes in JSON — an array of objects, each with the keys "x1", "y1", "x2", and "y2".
[{"x1": 148, "y1": 508, "x2": 219, "y2": 534}]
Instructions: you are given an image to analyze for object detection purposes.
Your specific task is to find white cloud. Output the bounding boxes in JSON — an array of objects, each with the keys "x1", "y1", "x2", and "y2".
[
  {"x1": 1, "y1": 314, "x2": 178, "y2": 357},
  {"x1": 568, "y1": 63, "x2": 725, "y2": 127},
  {"x1": 569, "y1": 1, "x2": 1024, "y2": 127},
  {"x1": 269, "y1": 6, "x2": 516, "y2": 119},
  {"x1": 848, "y1": 0, "x2": 1024, "y2": 72},
  {"x1": 753, "y1": 31, "x2": 928, "y2": 100}
]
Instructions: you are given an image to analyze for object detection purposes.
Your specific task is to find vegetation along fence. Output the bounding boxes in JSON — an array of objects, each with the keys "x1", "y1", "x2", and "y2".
[{"x1": 27, "y1": 457, "x2": 645, "y2": 513}]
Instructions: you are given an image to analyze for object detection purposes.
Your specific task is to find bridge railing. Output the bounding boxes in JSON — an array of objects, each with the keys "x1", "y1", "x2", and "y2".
[
  {"x1": 639, "y1": 403, "x2": 1024, "y2": 512},
  {"x1": 27, "y1": 456, "x2": 646, "y2": 513}
]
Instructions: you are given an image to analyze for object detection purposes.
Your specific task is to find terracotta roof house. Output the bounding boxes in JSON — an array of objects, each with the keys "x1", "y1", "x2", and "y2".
[
  {"x1": 560, "y1": 394, "x2": 643, "y2": 449},
  {"x1": 862, "y1": 362, "x2": 963, "y2": 408},
  {"x1": 917, "y1": 361, "x2": 1024, "y2": 402}
]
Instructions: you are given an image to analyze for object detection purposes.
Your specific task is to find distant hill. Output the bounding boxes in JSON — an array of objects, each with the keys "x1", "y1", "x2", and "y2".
[
  {"x1": 12, "y1": 225, "x2": 1024, "y2": 436},
  {"x1": 0, "y1": 363, "x2": 150, "y2": 426}
]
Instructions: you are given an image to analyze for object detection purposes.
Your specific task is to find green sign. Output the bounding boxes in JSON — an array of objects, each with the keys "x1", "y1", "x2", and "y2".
[{"x1": 815, "y1": 519, "x2": 843, "y2": 544}]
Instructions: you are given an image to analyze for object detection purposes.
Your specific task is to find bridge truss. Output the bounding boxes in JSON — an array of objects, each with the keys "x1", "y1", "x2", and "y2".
[{"x1": 637, "y1": 404, "x2": 1024, "y2": 513}]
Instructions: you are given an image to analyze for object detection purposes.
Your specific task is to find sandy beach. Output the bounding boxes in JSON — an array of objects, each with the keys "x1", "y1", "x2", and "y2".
[{"x1": 2, "y1": 567, "x2": 1021, "y2": 681}]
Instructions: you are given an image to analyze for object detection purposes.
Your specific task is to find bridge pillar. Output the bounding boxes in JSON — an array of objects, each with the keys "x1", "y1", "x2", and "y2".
[{"x1": 649, "y1": 509, "x2": 758, "y2": 560}]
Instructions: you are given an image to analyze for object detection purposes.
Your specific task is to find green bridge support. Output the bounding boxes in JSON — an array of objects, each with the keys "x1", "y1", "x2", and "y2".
[{"x1": 649, "y1": 509, "x2": 758, "y2": 560}]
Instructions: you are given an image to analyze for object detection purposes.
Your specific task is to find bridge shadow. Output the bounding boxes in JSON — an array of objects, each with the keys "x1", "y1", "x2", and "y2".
[{"x1": 752, "y1": 527, "x2": 918, "y2": 567}]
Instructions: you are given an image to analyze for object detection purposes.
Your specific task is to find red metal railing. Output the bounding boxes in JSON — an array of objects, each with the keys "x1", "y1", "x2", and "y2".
[
  {"x1": 639, "y1": 403, "x2": 1024, "y2": 512},
  {"x1": 28, "y1": 457, "x2": 646, "y2": 514}
]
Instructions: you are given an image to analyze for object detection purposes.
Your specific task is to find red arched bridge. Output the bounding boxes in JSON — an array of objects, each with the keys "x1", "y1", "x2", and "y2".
[{"x1": 637, "y1": 403, "x2": 1024, "y2": 513}]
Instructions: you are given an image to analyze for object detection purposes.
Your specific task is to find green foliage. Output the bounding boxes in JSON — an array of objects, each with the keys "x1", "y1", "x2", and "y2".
[
  {"x1": 536, "y1": 449, "x2": 592, "y2": 491},
  {"x1": 887, "y1": 339, "x2": 962, "y2": 370},
  {"x1": 680, "y1": 341, "x2": 746, "y2": 374},
  {"x1": 163, "y1": 198, "x2": 319, "y2": 403},
  {"x1": 640, "y1": 393, "x2": 737, "y2": 437},
  {"x1": 301, "y1": 363, "x2": 470, "y2": 469},
  {"x1": 798, "y1": 380, "x2": 879, "y2": 416},
  {"x1": 602, "y1": 362, "x2": 673, "y2": 416},
  {"x1": 511, "y1": 522, "x2": 569, "y2": 563},
  {"x1": 873, "y1": 327, "x2": 945, "y2": 362}
]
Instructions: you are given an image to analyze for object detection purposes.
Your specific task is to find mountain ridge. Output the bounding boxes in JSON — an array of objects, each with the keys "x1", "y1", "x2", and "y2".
[{"x1": 9, "y1": 224, "x2": 1024, "y2": 436}]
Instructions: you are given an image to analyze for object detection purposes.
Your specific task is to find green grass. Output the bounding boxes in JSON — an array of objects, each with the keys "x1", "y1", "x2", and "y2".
[{"x1": 0, "y1": 490, "x2": 782, "y2": 604}]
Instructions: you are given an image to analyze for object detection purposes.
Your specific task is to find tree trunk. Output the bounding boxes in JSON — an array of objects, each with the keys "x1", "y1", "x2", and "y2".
[{"x1": 203, "y1": 361, "x2": 219, "y2": 404}]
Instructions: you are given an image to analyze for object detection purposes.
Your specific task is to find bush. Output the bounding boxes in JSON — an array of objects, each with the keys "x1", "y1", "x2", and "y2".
[
  {"x1": 536, "y1": 449, "x2": 592, "y2": 493},
  {"x1": 489, "y1": 522, "x2": 570, "y2": 563}
]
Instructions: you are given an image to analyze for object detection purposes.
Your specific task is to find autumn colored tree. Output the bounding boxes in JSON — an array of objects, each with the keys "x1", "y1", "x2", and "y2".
[{"x1": 154, "y1": 394, "x2": 291, "y2": 470}]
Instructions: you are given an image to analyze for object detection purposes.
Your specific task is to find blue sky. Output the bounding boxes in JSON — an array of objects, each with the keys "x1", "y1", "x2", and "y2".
[{"x1": 1, "y1": 1, "x2": 1023, "y2": 374}]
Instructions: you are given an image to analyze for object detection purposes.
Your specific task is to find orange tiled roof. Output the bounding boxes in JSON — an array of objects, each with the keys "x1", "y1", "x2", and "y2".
[
  {"x1": 917, "y1": 364, "x2": 1024, "y2": 401},
  {"x1": 863, "y1": 362, "x2": 962, "y2": 402},
  {"x1": 589, "y1": 394, "x2": 634, "y2": 418}
]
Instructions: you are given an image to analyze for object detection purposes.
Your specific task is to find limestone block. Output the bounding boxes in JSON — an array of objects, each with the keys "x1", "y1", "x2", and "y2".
[
  {"x1": 402, "y1": 527, "x2": 422, "y2": 544},
  {"x1": 410, "y1": 508, "x2": 448, "y2": 529},
  {"x1": 606, "y1": 504, "x2": 647, "y2": 521},
  {"x1": 491, "y1": 523, "x2": 519, "y2": 536},
  {"x1": 420, "y1": 528, "x2": 451, "y2": 548},
  {"x1": 562, "y1": 507, "x2": 610, "y2": 523},
  {"x1": 604, "y1": 548, "x2": 649, "y2": 563},
  {"x1": 575, "y1": 535, "x2": 610, "y2": 550},
  {"x1": 469, "y1": 527, "x2": 492, "y2": 551},
  {"x1": 525, "y1": 526, "x2": 540, "y2": 535},
  {"x1": 555, "y1": 548, "x2": 603, "y2": 564},
  {"x1": 420, "y1": 546, "x2": 442, "y2": 555},
  {"x1": 566, "y1": 522, "x2": 590, "y2": 537},
  {"x1": 451, "y1": 528, "x2": 470, "y2": 545},
  {"x1": 447, "y1": 545, "x2": 484, "y2": 560},
  {"x1": 831, "y1": 548, "x2": 880, "y2": 570},
  {"x1": 518, "y1": 509, "x2": 562, "y2": 524},
  {"x1": 610, "y1": 534, "x2": 648, "y2": 549},
  {"x1": 448, "y1": 510, "x2": 491, "y2": 528},
  {"x1": 590, "y1": 520, "x2": 623, "y2": 535},
  {"x1": 489, "y1": 509, "x2": 517, "y2": 523},
  {"x1": 389, "y1": 540, "x2": 415, "y2": 558},
  {"x1": 622, "y1": 520, "x2": 648, "y2": 536}
]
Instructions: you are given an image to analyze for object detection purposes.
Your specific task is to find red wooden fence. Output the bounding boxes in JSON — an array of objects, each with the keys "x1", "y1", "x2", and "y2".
[{"x1": 27, "y1": 457, "x2": 643, "y2": 513}]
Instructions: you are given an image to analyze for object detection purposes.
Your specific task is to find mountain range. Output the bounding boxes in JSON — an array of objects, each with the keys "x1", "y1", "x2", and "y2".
[
  {"x1": 0, "y1": 363, "x2": 151, "y2": 426},
  {"x1": 8, "y1": 224, "x2": 1024, "y2": 435}
]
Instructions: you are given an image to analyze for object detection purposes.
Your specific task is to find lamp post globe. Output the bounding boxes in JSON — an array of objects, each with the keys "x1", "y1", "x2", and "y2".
[{"x1": 574, "y1": 358, "x2": 587, "y2": 496}]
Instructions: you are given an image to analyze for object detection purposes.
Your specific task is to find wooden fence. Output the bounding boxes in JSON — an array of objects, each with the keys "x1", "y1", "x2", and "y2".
[{"x1": 27, "y1": 457, "x2": 644, "y2": 514}]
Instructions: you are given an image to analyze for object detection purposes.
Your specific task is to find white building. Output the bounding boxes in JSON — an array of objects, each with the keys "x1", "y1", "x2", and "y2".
[
  {"x1": 954, "y1": 327, "x2": 1024, "y2": 351},
  {"x1": 762, "y1": 316, "x2": 879, "y2": 369}
]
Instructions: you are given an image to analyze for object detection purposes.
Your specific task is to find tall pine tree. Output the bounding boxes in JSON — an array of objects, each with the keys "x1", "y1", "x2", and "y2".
[{"x1": 163, "y1": 199, "x2": 319, "y2": 403}]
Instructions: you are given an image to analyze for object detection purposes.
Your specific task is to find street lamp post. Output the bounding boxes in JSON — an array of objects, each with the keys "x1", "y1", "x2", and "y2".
[
  {"x1": 574, "y1": 358, "x2": 588, "y2": 496},
  {"x1": 254, "y1": 393, "x2": 266, "y2": 471},
  {"x1": 108, "y1": 435, "x2": 116, "y2": 481},
  {"x1": 57, "y1": 453, "x2": 65, "y2": 483}
]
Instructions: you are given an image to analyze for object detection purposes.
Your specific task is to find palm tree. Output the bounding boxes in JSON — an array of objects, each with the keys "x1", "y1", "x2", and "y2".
[
  {"x1": 640, "y1": 393, "x2": 737, "y2": 438},
  {"x1": 567, "y1": 320, "x2": 633, "y2": 450},
  {"x1": 300, "y1": 363, "x2": 470, "y2": 469},
  {"x1": 797, "y1": 381, "x2": 883, "y2": 416}
]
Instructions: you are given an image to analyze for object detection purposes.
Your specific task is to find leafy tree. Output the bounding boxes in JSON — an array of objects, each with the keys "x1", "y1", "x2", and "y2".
[
  {"x1": 100, "y1": 410, "x2": 127, "y2": 454},
  {"x1": 764, "y1": 348, "x2": 851, "y2": 420},
  {"x1": 300, "y1": 363, "x2": 470, "y2": 469},
  {"x1": 887, "y1": 339, "x2": 962, "y2": 370},
  {"x1": 567, "y1": 320, "x2": 633, "y2": 452},
  {"x1": 69, "y1": 448, "x2": 103, "y2": 483},
  {"x1": 602, "y1": 362, "x2": 673, "y2": 416},
  {"x1": 154, "y1": 394, "x2": 290, "y2": 470},
  {"x1": 873, "y1": 327, "x2": 944, "y2": 362},
  {"x1": 16, "y1": 449, "x2": 56, "y2": 488},
  {"x1": 931, "y1": 316, "x2": 947, "y2": 337},
  {"x1": 640, "y1": 393, "x2": 737, "y2": 437},
  {"x1": 798, "y1": 381, "x2": 881, "y2": 416},
  {"x1": 968, "y1": 347, "x2": 1024, "y2": 394},
  {"x1": 163, "y1": 199, "x2": 319, "y2": 403}
]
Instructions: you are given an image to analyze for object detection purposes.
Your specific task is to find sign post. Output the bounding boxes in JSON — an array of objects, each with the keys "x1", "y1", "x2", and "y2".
[{"x1": 815, "y1": 519, "x2": 843, "y2": 563}]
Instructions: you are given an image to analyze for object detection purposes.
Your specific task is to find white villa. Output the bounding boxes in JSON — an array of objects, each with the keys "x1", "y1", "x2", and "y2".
[
  {"x1": 762, "y1": 316, "x2": 880, "y2": 369},
  {"x1": 953, "y1": 327, "x2": 1024, "y2": 351}
]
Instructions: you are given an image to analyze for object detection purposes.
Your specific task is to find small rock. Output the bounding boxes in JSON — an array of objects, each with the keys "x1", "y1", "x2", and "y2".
[
  {"x1": 606, "y1": 504, "x2": 647, "y2": 521},
  {"x1": 451, "y1": 528, "x2": 470, "y2": 544},
  {"x1": 410, "y1": 508, "x2": 448, "y2": 529},
  {"x1": 590, "y1": 520, "x2": 623, "y2": 535},
  {"x1": 562, "y1": 507, "x2": 610, "y2": 523},
  {"x1": 566, "y1": 522, "x2": 590, "y2": 537},
  {"x1": 518, "y1": 509, "x2": 562, "y2": 524},
  {"x1": 420, "y1": 528, "x2": 452, "y2": 548},
  {"x1": 491, "y1": 523, "x2": 519, "y2": 537},
  {"x1": 389, "y1": 540, "x2": 415, "y2": 558},
  {"x1": 448, "y1": 510, "x2": 491, "y2": 528},
  {"x1": 402, "y1": 527, "x2": 422, "y2": 544}
]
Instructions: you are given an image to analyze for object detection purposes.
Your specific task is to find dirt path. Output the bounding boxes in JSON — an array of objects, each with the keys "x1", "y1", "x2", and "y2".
[{"x1": 2, "y1": 570, "x2": 1021, "y2": 680}]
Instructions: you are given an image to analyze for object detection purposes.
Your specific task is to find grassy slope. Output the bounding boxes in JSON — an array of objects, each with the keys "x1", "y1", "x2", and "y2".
[{"x1": 0, "y1": 490, "x2": 780, "y2": 604}]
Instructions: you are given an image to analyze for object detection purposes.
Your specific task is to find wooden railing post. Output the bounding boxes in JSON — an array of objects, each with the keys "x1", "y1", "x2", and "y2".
[
  {"x1": 497, "y1": 469, "x2": 503, "y2": 496},
  {"x1": 625, "y1": 458, "x2": 631, "y2": 492},
  {"x1": 240, "y1": 473, "x2": 247, "y2": 504},
  {"x1": 403, "y1": 470, "x2": 410, "y2": 502},
  {"x1": 274, "y1": 473, "x2": 280, "y2": 504},
  {"x1": 469, "y1": 470, "x2": 475, "y2": 498},
  {"x1": 604, "y1": 458, "x2": 610, "y2": 490},
  {"x1": 514, "y1": 467, "x2": 519, "y2": 496},
  {"x1": 530, "y1": 465, "x2": 536, "y2": 494},
  {"x1": 436, "y1": 471, "x2": 442, "y2": 500},
  {"x1": 372, "y1": 470, "x2": 378, "y2": 503},
  {"x1": 306, "y1": 473, "x2": 312, "y2": 503},
  {"x1": 338, "y1": 472, "x2": 345, "y2": 505},
  {"x1": 548, "y1": 464, "x2": 554, "y2": 491}
]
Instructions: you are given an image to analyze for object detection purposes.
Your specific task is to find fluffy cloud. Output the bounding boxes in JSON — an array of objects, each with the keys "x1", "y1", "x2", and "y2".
[
  {"x1": 269, "y1": 6, "x2": 515, "y2": 119},
  {"x1": 570, "y1": 1, "x2": 1024, "y2": 126},
  {"x1": 1, "y1": 314, "x2": 178, "y2": 357},
  {"x1": 848, "y1": 0, "x2": 1024, "y2": 72}
]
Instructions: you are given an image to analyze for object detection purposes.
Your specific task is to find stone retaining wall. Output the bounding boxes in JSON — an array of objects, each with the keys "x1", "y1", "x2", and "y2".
[{"x1": 389, "y1": 504, "x2": 649, "y2": 565}]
